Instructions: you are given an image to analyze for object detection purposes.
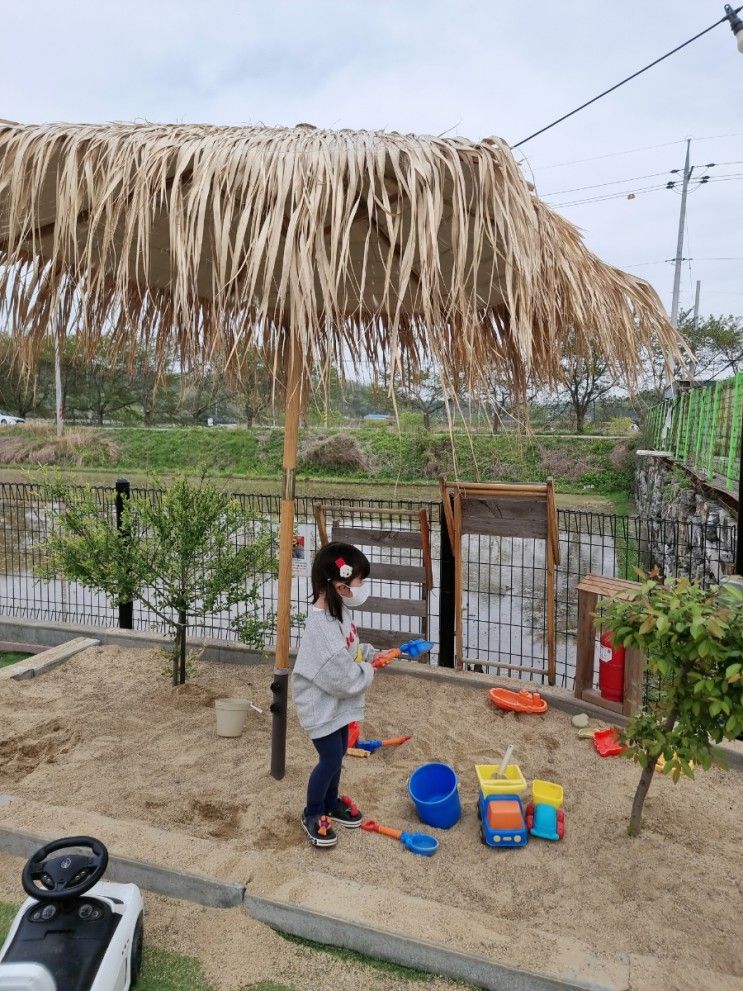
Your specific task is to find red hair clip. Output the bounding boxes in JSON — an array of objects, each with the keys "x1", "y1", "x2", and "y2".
[{"x1": 335, "y1": 557, "x2": 353, "y2": 578}]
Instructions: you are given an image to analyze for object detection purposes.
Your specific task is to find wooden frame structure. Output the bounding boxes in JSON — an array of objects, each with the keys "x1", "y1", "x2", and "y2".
[
  {"x1": 574, "y1": 574, "x2": 645, "y2": 716},
  {"x1": 439, "y1": 479, "x2": 560, "y2": 683},
  {"x1": 313, "y1": 504, "x2": 433, "y2": 651}
]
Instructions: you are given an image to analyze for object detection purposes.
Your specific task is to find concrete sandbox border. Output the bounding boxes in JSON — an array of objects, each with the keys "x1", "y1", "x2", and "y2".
[{"x1": 0, "y1": 823, "x2": 617, "y2": 991}]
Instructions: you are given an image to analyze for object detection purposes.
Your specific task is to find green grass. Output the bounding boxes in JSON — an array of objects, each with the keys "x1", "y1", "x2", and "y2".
[
  {"x1": 137, "y1": 948, "x2": 295, "y2": 991},
  {"x1": 0, "y1": 652, "x2": 32, "y2": 669},
  {"x1": 279, "y1": 932, "x2": 467, "y2": 985},
  {"x1": 1, "y1": 901, "x2": 473, "y2": 991},
  {"x1": 4, "y1": 424, "x2": 636, "y2": 501},
  {"x1": 0, "y1": 901, "x2": 19, "y2": 937},
  {"x1": 138, "y1": 946, "x2": 213, "y2": 991},
  {"x1": 0, "y1": 900, "x2": 283, "y2": 991}
]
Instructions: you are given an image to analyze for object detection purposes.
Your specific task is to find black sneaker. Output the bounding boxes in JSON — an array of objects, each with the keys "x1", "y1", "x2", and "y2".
[
  {"x1": 301, "y1": 813, "x2": 337, "y2": 848},
  {"x1": 327, "y1": 795, "x2": 363, "y2": 828}
]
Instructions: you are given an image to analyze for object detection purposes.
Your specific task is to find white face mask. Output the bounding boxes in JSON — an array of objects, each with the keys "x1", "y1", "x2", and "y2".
[{"x1": 344, "y1": 582, "x2": 371, "y2": 609}]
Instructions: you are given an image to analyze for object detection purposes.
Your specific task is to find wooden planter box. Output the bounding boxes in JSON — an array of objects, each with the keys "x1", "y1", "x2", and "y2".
[{"x1": 574, "y1": 574, "x2": 645, "y2": 716}]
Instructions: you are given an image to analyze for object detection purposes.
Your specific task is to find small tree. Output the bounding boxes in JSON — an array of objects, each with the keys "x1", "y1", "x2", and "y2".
[
  {"x1": 600, "y1": 575, "x2": 743, "y2": 836},
  {"x1": 559, "y1": 349, "x2": 616, "y2": 434},
  {"x1": 39, "y1": 477, "x2": 277, "y2": 685},
  {"x1": 228, "y1": 357, "x2": 274, "y2": 427},
  {"x1": 67, "y1": 347, "x2": 137, "y2": 425},
  {"x1": 0, "y1": 335, "x2": 55, "y2": 417},
  {"x1": 177, "y1": 370, "x2": 229, "y2": 424},
  {"x1": 397, "y1": 366, "x2": 448, "y2": 430}
]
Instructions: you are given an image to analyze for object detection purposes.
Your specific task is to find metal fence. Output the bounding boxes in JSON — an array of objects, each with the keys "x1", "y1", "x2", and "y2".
[
  {"x1": 0, "y1": 482, "x2": 736, "y2": 692},
  {"x1": 647, "y1": 373, "x2": 743, "y2": 493}
]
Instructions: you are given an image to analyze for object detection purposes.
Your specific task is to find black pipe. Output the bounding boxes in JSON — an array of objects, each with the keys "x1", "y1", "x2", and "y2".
[
  {"x1": 438, "y1": 499, "x2": 456, "y2": 667},
  {"x1": 270, "y1": 669, "x2": 289, "y2": 780},
  {"x1": 114, "y1": 478, "x2": 134, "y2": 629}
]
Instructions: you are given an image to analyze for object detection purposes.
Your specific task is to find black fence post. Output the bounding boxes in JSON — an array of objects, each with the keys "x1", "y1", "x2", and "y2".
[
  {"x1": 115, "y1": 478, "x2": 134, "y2": 630},
  {"x1": 438, "y1": 500, "x2": 455, "y2": 667}
]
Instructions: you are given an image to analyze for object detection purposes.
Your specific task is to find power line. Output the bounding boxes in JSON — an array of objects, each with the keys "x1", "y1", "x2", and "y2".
[
  {"x1": 551, "y1": 173, "x2": 743, "y2": 208},
  {"x1": 520, "y1": 133, "x2": 743, "y2": 172},
  {"x1": 551, "y1": 181, "x2": 678, "y2": 208},
  {"x1": 541, "y1": 162, "x2": 743, "y2": 198},
  {"x1": 623, "y1": 258, "x2": 743, "y2": 266},
  {"x1": 512, "y1": 7, "x2": 743, "y2": 148},
  {"x1": 518, "y1": 137, "x2": 689, "y2": 170},
  {"x1": 540, "y1": 170, "x2": 670, "y2": 197}
]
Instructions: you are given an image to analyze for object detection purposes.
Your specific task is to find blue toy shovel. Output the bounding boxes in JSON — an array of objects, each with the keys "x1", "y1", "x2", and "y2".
[
  {"x1": 361, "y1": 819, "x2": 439, "y2": 856},
  {"x1": 373, "y1": 639, "x2": 435, "y2": 670},
  {"x1": 400, "y1": 638, "x2": 434, "y2": 658},
  {"x1": 356, "y1": 734, "x2": 412, "y2": 753}
]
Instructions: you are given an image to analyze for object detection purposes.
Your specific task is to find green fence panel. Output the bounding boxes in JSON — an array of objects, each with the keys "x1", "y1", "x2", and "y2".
[
  {"x1": 646, "y1": 374, "x2": 742, "y2": 492},
  {"x1": 706, "y1": 381, "x2": 722, "y2": 479},
  {"x1": 727, "y1": 375, "x2": 743, "y2": 491}
]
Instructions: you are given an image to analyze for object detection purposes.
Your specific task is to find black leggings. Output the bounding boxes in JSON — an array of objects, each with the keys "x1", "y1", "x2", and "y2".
[{"x1": 305, "y1": 724, "x2": 349, "y2": 817}]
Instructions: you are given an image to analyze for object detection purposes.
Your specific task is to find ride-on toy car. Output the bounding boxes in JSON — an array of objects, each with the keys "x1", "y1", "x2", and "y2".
[{"x1": 0, "y1": 837, "x2": 144, "y2": 991}]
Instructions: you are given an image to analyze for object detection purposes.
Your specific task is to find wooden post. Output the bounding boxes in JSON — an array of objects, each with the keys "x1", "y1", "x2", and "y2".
[
  {"x1": 438, "y1": 478, "x2": 455, "y2": 546},
  {"x1": 546, "y1": 537, "x2": 556, "y2": 686},
  {"x1": 574, "y1": 587, "x2": 598, "y2": 700},
  {"x1": 313, "y1": 504, "x2": 328, "y2": 547},
  {"x1": 545, "y1": 478, "x2": 558, "y2": 686},
  {"x1": 270, "y1": 332, "x2": 303, "y2": 781},
  {"x1": 419, "y1": 507, "x2": 432, "y2": 649},
  {"x1": 54, "y1": 326, "x2": 64, "y2": 438},
  {"x1": 623, "y1": 647, "x2": 645, "y2": 716}
]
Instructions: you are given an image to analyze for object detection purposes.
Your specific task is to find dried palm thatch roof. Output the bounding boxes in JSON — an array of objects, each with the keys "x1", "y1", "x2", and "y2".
[{"x1": 0, "y1": 120, "x2": 679, "y2": 394}]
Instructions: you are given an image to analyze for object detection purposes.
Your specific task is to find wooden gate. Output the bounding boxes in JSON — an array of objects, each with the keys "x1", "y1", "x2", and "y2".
[
  {"x1": 439, "y1": 479, "x2": 560, "y2": 684},
  {"x1": 313, "y1": 504, "x2": 433, "y2": 651}
]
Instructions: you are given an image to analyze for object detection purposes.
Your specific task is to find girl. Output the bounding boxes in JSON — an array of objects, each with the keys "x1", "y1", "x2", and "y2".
[{"x1": 292, "y1": 541, "x2": 377, "y2": 848}]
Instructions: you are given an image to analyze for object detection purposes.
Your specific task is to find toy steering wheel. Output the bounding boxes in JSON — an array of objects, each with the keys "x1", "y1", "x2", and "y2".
[{"x1": 22, "y1": 836, "x2": 109, "y2": 902}]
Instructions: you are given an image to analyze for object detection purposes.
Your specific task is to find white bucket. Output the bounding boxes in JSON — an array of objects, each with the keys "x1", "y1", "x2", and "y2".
[{"x1": 214, "y1": 698, "x2": 251, "y2": 737}]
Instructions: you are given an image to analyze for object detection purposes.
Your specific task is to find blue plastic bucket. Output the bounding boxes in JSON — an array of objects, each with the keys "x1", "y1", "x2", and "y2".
[{"x1": 408, "y1": 762, "x2": 461, "y2": 829}]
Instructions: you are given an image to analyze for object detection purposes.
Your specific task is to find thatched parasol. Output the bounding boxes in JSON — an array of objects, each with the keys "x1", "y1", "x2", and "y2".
[{"x1": 0, "y1": 121, "x2": 680, "y2": 777}]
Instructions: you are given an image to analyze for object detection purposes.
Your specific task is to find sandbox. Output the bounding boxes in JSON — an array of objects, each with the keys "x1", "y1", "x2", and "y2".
[{"x1": 0, "y1": 643, "x2": 741, "y2": 991}]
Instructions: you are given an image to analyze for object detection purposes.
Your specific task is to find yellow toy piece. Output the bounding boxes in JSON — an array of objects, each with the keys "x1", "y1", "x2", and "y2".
[
  {"x1": 475, "y1": 763, "x2": 527, "y2": 797},
  {"x1": 531, "y1": 779, "x2": 564, "y2": 809}
]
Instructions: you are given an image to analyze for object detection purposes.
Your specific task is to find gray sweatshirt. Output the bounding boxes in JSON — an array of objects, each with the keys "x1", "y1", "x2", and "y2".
[{"x1": 291, "y1": 607, "x2": 375, "y2": 739}]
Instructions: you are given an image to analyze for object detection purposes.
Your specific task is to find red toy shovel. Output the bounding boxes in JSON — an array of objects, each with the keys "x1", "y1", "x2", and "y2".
[{"x1": 593, "y1": 727, "x2": 626, "y2": 757}]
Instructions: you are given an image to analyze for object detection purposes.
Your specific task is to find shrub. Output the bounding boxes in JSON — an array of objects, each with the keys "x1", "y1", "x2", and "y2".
[
  {"x1": 0, "y1": 424, "x2": 120, "y2": 466},
  {"x1": 600, "y1": 574, "x2": 743, "y2": 836},
  {"x1": 538, "y1": 447, "x2": 594, "y2": 482},
  {"x1": 39, "y1": 476, "x2": 276, "y2": 685},
  {"x1": 299, "y1": 432, "x2": 372, "y2": 474}
]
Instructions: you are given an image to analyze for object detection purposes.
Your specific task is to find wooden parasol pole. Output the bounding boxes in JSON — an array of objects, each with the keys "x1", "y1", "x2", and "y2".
[{"x1": 270, "y1": 330, "x2": 303, "y2": 780}]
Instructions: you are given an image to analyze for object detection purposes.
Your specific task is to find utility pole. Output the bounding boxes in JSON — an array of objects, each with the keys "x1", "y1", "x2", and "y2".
[
  {"x1": 692, "y1": 280, "x2": 701, "y2": 328},
  {"x1": 669, "y1": 139, "x2": 693, "y2": 329},
  {"x1": 54, "y1": 327, "x2": 64, "y2": 437}
]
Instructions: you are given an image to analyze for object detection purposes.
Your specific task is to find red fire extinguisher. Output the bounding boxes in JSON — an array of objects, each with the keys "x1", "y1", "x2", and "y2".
[{"x1": 598, "y1": 631, "x2": 625, "y2": 703}]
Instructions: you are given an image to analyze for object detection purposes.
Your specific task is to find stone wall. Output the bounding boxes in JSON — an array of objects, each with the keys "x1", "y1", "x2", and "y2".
[{"x1": 635, "y1": 452, "x2": 737, "y2": 584}]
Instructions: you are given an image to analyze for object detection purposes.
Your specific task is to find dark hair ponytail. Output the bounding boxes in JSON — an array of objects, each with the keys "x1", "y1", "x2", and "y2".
[{"x1": 311, "y1": 541, "x2": 371, "y2": 623}]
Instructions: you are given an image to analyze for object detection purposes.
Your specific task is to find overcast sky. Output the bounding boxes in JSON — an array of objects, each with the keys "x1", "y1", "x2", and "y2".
[{"x1": 3, "y1": 0, "x2": 742, "y2": 318}]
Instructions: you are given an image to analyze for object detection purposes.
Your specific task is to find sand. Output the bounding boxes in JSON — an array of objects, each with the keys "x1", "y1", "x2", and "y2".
[
  {"x1": 0, "y1": 851, "x2": 463, "y2": 991},
  {"x1": 0, "y1": 643, "x2": 741, "y2": 991}
]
